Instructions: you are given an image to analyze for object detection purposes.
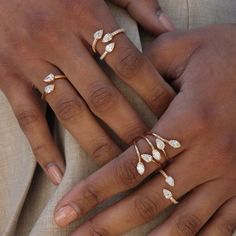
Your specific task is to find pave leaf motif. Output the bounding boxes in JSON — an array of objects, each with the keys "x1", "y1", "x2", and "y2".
[
  {"x1": 94, "y1": 29, "x2": 103, "y2": 39},
  {"x1": 102, "y1": 33, "x2": 113, "y2": 43},
  {"x1": 136, "y1": 162, "x2": 145, "y2": 175},
  {"x1": 105, "y1": 42, "x2": 115, "y2": 52},
  {"x1": 169, "y1": 140, "x2": 181, "y2": 148},
  {"x1": 44, "y1": 73, "x2": 54, "y2": 83},
  {"x1": 156, "y1": 139, "x2": 166, "y2": 150},
  {"x1": 152, "y1": 149, "x2": 161, "y2": 161},
  {"x1": 141, "y1": 154, "x2": 153, "y2": 163},
  {"x1": 44, "y1": 84, "x2": 55, "y2": 94},
  {"x1": 163, "y1": 189, "x2": 173, "y2": 199},
  {"x1": 165, "y1": 176, "x2": 175, "y2": 187}
]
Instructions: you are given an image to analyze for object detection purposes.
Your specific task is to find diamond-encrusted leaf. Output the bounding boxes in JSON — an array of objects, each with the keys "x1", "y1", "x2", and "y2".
[
  {"x1": 163, "y1": 189, "x2": 173, "y2": 199},
  {"x1": 136, "y1": 162, "x2": 145, "y2": 175},
  {"x1": 141, "y1": 154, "x2": 153, "y2": 163},
  {"x1": 94, "y1": 29, "x2": 103, "y2": 39},
  {"x1": 156, "y1": 139, "x2": 165, "y2": 150},
  {"x1": 169, "y1": 140, "x2": 181, "y2": 148},
  {"x1": 44, "y1": 84, "x2": 55, "y2": 94},
  {"x1": 165, "y1": 176, "x2": 175, "y2": 187},
  {"x1": 102, "y1": 33, "x2": 112, "y2": 43},
  {"x1": 105, "y1": 42, "x2": 115, "y2": 52},
  {"x1": 44, "y1": 73, "x2": 55, "y2": 83},
  {"x1": 152, "y1": 149, "x2": 161, "y2": 161}
]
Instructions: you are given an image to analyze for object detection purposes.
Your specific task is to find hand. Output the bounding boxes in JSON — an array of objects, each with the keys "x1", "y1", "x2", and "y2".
[
  {"x1": 0, "y1": 0, "x2": 175, "y2": 185},
  {"x1": 54, "y1": 24, "x2": 236, "y2": 236}
]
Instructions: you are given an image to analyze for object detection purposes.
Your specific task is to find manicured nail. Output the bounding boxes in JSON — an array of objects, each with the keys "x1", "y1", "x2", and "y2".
[
  {"x1": 158, "y1": 12, "x2": 176, "y2": 31},
  {"x1": 47, "y1": 164, "x2": 63, "y2": 185},
  {"x1": 55, "y1": 205, "x2": 79, "y2": 227}
]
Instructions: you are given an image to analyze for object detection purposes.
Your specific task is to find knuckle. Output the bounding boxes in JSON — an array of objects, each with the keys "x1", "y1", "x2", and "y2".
[
  {"x1": 147, "y1": 86, "x2": 173, "y2": 112},
  {"x1": 28, "y1": 12, "x2": 57, "y2": 42},
  {"x1": 32, "y1": 144, "x2": 48, "y2": 162},
  {"x1": 144, "y1": 32, "x2": 176, "y2": 59},
  {"x1": 86, "y1": 219, "x2": 110, "y2": 236},
  {"x1": 81, "y1": 181, "x2": 102, "y2": 209},
  {"x1": 122, "y1": 125, "x2": 146, "y2": 144},
  {"x1": 176, "y1": 215, "x2": 202, "y2": 236},
  {"x1": 132, "y1": 195, "x2": 159, "y2": 222},
  {"x1": 55, "y1": 97, "x2": 84, "y2": 121},
  {"x1": 219, "y1": 219, "x2": 236, "y2": 235},
  {"x1": 116, "y1": 47, "x2": 146, "y2": 80},
  {"x1": 16, "y1": 109, "x2": 39, "y2": 130},
  {"x1": 88, "y1": 84, "x2": 118, "y2": 113},
  {"x1": 91, "y1": 141, "x2": 114, "y2": 164},
  {"x1": 114, "y1": 156, "x2": 142, "y2": 188}
]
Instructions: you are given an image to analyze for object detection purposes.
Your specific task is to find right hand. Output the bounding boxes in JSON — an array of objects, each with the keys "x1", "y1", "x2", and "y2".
[{"x1": 0, "y1": 0, "x2": 175, "y2": 185}]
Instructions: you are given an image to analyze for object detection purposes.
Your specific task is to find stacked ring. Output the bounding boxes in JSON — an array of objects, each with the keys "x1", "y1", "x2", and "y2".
[{"x1": 133, "y1": 134, "x2": 181, "y2": 205}]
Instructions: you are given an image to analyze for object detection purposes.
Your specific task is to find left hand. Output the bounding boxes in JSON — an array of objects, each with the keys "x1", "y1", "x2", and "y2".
[{"x1": 53, "y1": 24, "x2": 236, "y2": 236}]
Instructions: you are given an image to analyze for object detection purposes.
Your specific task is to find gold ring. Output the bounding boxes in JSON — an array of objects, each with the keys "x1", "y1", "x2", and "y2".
[
  {"x1": 163, "y1": 189, "x2": 179, "y2": 204},
  {"x1": 42, "y1": 73, "x2": 67, "y2": 100},
  {"x1": 92, "y1": 29, "x2": 104, "y2": 53}
]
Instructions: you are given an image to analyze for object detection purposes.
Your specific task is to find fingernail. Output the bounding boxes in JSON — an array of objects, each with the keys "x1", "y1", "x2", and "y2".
[
  {"x1": 55, "y1": 205, "x2": 79, "y2": 227},
  {"x1": 158, "y1": 12, "x2": 176, "y2": 31},
  {"x1": 47, "y1": 164, "x2": 63, "y2": 185}
]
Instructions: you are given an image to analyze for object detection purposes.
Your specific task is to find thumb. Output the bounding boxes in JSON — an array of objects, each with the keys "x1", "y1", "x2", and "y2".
[{"x1": 109, "y1": 0, "x2": 175, "y2": 35}]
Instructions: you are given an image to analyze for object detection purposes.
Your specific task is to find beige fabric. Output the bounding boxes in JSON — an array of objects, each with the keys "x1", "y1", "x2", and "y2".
[{"x1": 0, "y1": 1, "x2": 236, "y2": 235}]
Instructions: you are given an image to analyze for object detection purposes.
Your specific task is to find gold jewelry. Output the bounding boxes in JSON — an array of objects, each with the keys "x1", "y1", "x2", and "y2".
[
  {"x1": 100, "y1": 42, "x2": 115, "y2": 60},
  {"x1": 163, "y1": 189, "x2": 178, "y2": 204},
  {"x1": 92, "y1": 29, "x2": 104, "y2": 53},
  {"x1": 134, "y1": 142, "x2": 145, "y2": 175},
  {"x1": 42, "y1": 73, "x2": 67, "y2": 99},
  {"x1": 160, "y1": 170, "x2": 175, "y2": 187},
  {"x1": 142, "y1": 136, "x2": 162, "y2": 161},
  {"x1": 142, "y1": 136, "x2": 175, "y2": 187},
  {"x1": 151, "y1": 133, "x2": 181, "y2": 149},
  {"x1": 134, "y1": 139, "x2": 162, "y2": 176},
  {"x1": 102, "y1": 28, "x2": 126, "y2": 43}
]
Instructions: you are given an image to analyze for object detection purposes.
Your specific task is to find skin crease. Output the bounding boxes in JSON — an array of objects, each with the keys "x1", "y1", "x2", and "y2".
[
  {"x1": 54, "y1": 24, "x2": 236, "y2": 236},
  {"x1": 0, "y1": 0, "x2": 175, "y2": 184}
]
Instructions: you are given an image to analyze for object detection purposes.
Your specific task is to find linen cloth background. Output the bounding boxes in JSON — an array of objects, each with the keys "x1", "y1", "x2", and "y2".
[{"x1": 0, "y1": 0, "x2": 236, "y2": 235}]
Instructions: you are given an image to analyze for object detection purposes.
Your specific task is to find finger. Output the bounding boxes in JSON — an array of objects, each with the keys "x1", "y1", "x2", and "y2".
[
  {"x1": 144, "y1": 30, "x2": 203, "y2": 81},
  {"x1": 73, "y1": 8, "x2": 176, "y2": 116},
  {"x1": 110, "y1": 0, "x2": 175, "y2": 34},
  {"x1": 48, "y1": 39, "x2": 148, "y2": 145},
  {"x1": 199, "y1": 197, "x2": 236, "y2": 236},
  {"x1": 149, "y1": 180, "x2": 234, "y2": 236},
  {"x1": 2, "y1": 76, "x2": 65, "y2": 185},
  {"x1": 53, "y1": 94, "x2": 186, "y2": 227},
  {"x1": 24, "y1": 62, "x2": 121, "y2": 165},
  {"x1": 69, "y1": 149, "x2": 214, "y2": 235}
]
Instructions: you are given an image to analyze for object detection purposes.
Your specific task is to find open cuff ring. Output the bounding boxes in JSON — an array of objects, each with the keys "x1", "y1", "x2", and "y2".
[
  {"x1": 41, "y1": 73, "x2": 67, "y2": 100},
  {"x1": 92, "y1": 28, "x2": 126, "y2": 60}
]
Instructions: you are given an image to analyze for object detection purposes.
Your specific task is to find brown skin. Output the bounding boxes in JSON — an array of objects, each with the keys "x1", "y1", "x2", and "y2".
[
  {"x1": 54, "y1": 24, "x2": 236, "y2": 235},
  {"x1": 0, "y1": 0, "x2": 175, "y2": 185}
]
